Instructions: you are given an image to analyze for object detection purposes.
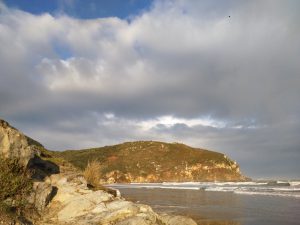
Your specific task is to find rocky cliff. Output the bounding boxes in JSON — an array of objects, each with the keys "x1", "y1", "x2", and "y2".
[
  {"x1": 0, "y1": 119, "x2": 197, "y2": 225},
  {"x1": 58, "y1": 141, "x2": 248, "y2": 183},
  {"x1": 38, "y1": 170, "x2": 196, "y2": 225},
  {"x1": 0, "y1": 119, "x2": 37, "y2": 167}
]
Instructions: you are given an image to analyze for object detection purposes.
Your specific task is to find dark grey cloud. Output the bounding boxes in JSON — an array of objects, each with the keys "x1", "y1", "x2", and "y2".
[{"x1": 0, "y1": 0, "x2": 299, "y2": 178}]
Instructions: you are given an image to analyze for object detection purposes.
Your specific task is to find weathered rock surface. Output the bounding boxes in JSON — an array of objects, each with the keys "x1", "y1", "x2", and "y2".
[
  {"x1": 159, "y1": 214, "x2": 197, "y2": 225},
  {"x1": 0, "y1": 119, "x2": 58, "y2": 214},
  {"x1": 28, "y1": 181, "x2": 57, "y2": 212},
  {"x1": 0, "y1": 119, "x2": 37, "y2": 167},
  {"x1": 38, "y1": 171, "x2": 198, "y2": 225}
]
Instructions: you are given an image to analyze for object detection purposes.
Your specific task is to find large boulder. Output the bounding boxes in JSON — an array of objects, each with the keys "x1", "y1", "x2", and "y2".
[
  {"x1": 28, "y1": 181, "x2": 57, "y2": 212},
  {"x1": 0, "y1": 119, "x2": 37, "y2": 167},
  {"x1": 158, "y1": 214, "x2": 197, "y2": 225}
]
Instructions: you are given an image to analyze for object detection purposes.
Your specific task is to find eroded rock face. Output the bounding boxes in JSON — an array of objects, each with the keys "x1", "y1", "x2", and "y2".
[
  {"x1": 0, "y1": 119, "x2": 59, "y2": 215},
  {"x1": 64, "y1": 141, "x2": 249, "y2": 183},
  {"x1": 0, "y1": 119, "x2": 37, "y2": 167},
  {"x1": 28, "y1": 181, "x2": 57, "y2": 212},
  {"x1": 101, "y1": 159, "x2": 248, "y2": 183},
  {"x1": 38, "y1": 172, "x2": 198, "y2": 225}
]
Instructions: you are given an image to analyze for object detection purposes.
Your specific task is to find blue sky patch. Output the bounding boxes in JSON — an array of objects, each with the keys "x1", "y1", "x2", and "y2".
[{"x1": 3, "y1": 0, "x2": 153, "y2": 19}]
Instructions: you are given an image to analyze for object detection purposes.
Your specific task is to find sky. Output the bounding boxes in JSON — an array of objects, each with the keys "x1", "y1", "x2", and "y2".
[{"x1": 0, "y1": 0, "x2": 299, "y2": 179}]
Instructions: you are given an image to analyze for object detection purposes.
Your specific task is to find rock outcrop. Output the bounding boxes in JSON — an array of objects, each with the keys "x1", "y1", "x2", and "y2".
[
  {"x1": 28, "y1": 181, "x2": 57, "y2": 212},
  {"x1": 159, "y1": 214, "x2": 198, "y2": 225},
  {"x1": 0, "y1": 119, "x2": 57, "y2": 215},
  {"x1": 38, "y1": 171, "x2": 197, "y2": 225},
  {"x1": 0, "y1": 119, "x2": 197, "y2": 225},
  {"x1": 0, "y1": 119, "x2": 37, "y2": 167}
]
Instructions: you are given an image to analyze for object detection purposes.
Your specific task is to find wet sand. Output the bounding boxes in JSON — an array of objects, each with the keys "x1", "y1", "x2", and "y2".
[{"x1": 116, "y1": 187, "x2": 300, "y2": 225}]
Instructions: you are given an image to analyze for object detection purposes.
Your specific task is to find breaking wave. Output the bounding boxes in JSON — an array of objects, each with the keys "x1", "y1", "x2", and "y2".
[{"x1": 108, "y1": 180, "x2": 300, "y2": 198}]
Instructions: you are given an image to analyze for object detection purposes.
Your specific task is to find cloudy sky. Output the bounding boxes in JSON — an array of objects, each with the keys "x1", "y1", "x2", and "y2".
[{"x1": 1, "y1": 0, "x2": 299, "y2": 179}]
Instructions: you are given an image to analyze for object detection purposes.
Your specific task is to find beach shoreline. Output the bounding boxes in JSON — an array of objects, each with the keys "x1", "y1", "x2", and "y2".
[{"x1": 109, "y1": 182, "x2": 300, "y2": 225}]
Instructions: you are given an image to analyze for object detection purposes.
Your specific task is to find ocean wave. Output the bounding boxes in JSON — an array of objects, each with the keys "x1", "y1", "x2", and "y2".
[
  {"x1": 204, "y1": 185, "x2": 300, "y2": 196},
  {"x1": 108, "y1": 181, "x2": 300, "y2": 198},
  {"x1": 162, "y1": 181, "x2": 267, "y2": 186},
  {"x1": 234, "y1": 190, "x2": 300, "y2": 198},
  {"x1": 108, "y1": 184, "x2": 201, "y2": 190},
  {"x1": 290, "y1": 181, "x2": 300, "y2": 186},
  {"x1": 266, "y1": 181, "x2": 290, "y2": 186},
  {"x1": 150, "y1": 186, "x2": 201, "y2": 190}
]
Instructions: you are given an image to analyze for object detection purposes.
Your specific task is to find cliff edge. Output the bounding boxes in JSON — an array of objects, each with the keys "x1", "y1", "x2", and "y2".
[
  {"x1": 0, "y1": 119, "x2": 197, "y2": 225},
  {"x1": 58, "y1": 141, "x2": 249, "y2": 183}
]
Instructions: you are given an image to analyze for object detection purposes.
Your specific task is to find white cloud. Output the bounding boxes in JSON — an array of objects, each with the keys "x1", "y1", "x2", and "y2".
[
  {"x1": 0, "y1": 0, "x2": 300, "y2": 178},
  {"x1": 140, "y1": 115, "x2": 226, "y2": 130}
]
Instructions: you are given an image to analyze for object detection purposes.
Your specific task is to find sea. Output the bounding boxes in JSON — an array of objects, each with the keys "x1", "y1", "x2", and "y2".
[{"x1": 107, "y1": 181, "x2": 300, "y2": 225}]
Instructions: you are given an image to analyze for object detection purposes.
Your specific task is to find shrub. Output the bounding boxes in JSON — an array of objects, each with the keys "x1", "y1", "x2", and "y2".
[
  {"x1": 0, "y1": 157, "x2": 33, "y2": 215},
  {"x1": 83, "y1": 160, "x2": 102, "y2": 188}
]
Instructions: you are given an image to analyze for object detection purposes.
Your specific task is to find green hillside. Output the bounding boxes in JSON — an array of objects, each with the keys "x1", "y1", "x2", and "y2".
[{"x1": 55, "y1": 141, "x2": 248, "y2": 183}]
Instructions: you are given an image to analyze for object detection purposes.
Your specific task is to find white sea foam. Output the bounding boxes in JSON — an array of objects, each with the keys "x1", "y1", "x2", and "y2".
[
  {"x1": 108, "y1": 184, "x2": 200, "y2": 190},
  {"x1": 204, "y1": 187, "x2": 237, "y2": 192},
  {"x1": 234, "y1": 190, "x2": 300, "y2": 198},
  {"x1": 271, "y1": 187, "x2": 300, "y2": 191},
  {"x1": 108, "y1": 181, "x2": 300, "y2": 198},
  {"x1": 290, "y1": 181, "x2": 300, "y2": 186},
  {"x1": 152, "y1": 186, "x2": 200, "y2": 190}
]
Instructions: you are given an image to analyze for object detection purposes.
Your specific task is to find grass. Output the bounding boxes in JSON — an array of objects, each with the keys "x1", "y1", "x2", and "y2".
[
  {"x1": 82, "y1": 160, "x2": 118, "y2": 196},
  {"x1": 83, "y1": 160, "x2": 102, "y2": 187}
]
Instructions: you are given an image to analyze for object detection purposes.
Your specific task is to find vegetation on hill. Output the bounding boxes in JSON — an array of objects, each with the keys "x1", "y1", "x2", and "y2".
[
  {"x1": 26, "y1": 135, "x2": 44, "y2": 148},
  {"x1": 55, "y1": 141, "x2": 247, "y2": 183},
  {"x1": 0, "y1": 157, "x2": 34, "y2": 222}
]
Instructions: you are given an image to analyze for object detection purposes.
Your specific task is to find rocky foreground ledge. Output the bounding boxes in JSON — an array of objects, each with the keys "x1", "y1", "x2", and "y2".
[
  {"x1": 0, "y1": 119, "x2": 197, "y2": 225},
  {"x1": 38, "y1": 170, "x2": 197, "y2": 225}
]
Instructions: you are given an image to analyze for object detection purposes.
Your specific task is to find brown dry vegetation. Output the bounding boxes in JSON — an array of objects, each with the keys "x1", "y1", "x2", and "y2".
[{"x1": 83, "y1": 160, "x2": 102, "y2": 188}]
